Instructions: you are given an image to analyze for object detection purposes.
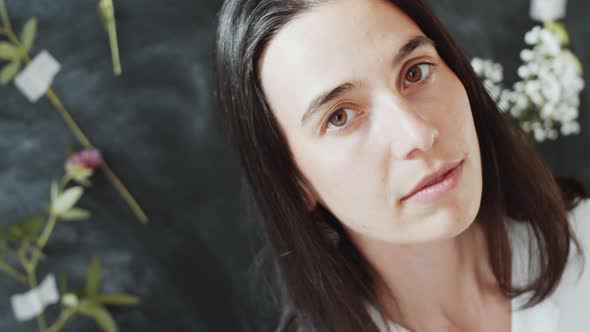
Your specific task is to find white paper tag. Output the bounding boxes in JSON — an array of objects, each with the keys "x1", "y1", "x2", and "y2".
[
  {"x1": 14, "y1": 50, "x2": 61, "y2": 103},
  {"x1": 10, "y1": 274, "x2": 60, "y2": 321},
  {"x1": 530, "y1": 0, "x2": 567, "y2": 22}
]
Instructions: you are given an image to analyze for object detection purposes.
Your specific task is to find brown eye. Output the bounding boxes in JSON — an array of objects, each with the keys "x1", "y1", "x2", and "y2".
[
  {"x1": 404, "y1": 63, "x2": 432, "y2": 86},
  {"x1": 328, "y1": 109, "x2": 348, "y2": 127},
  {"x1": 406, "y1": 65, "x2": 422, "y2": 82}
]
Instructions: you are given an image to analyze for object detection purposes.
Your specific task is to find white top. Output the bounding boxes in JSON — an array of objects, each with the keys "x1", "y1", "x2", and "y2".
[{"x1": 368, "y1": 199, "x2": 590, "y2": 331}]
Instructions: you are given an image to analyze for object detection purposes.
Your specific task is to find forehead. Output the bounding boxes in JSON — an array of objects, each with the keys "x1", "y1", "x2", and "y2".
[{"x1": 258, "y1": 0, "x2": 424, "y2": 128}]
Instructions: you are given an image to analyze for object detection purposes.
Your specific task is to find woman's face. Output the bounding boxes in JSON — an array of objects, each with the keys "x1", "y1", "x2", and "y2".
[{"x1": 258, "y1": 0, "x2": 483, "y2": 244}]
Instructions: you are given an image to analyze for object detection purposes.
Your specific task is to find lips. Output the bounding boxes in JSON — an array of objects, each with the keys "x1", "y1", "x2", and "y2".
[{"x1": 400, "y1": 160, "x2": 463, "y2": 201}]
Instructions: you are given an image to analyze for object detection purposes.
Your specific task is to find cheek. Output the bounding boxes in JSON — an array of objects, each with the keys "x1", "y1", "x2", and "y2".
[
  {"x1": 432, "y1": 79, "x2": 478, "y2": 153},
  {"x1": 292, "y1": 141, "x2": 390, "y2": 229},
  {"x1": 296, "y1": 145, "x2": 373, "y2": 203}
]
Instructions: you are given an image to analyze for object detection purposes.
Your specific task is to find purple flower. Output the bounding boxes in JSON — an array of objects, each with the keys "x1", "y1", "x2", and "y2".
[{"x1": 67, "y1": 148, "x2": 103, "y2": 170}]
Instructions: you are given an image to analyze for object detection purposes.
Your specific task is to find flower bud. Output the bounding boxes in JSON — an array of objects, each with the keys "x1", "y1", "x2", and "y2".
[
  {"x1": 65, "y1": 148, "x2": 103, "y2": 185},
  {"x1": 67, "y1": 148, "x2": 102, "y2": 170}
]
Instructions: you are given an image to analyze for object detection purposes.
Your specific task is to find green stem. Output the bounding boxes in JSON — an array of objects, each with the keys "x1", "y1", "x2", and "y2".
[
  {"x1": 47, "y1": 308, "x2": 76, "y2": 332},
  {"x1": 107, "y1": 22, "x2": 121, "y2": 75},
  {"x1": 36, "y1": 213, "x2": 57, "y2": 253},
  {"x1": 45, "y1": 89, "x2": 148, "y2": 223},
  {"x1": 45, "y1": 89, "x2": 93, "y2": 147},
  {"x1": 17, "y1": 244, "x2": 31, "y2": 271},
  {"x1": 19, "y1": 213, "x2": 62, "y2": 332},
  {"x1": 26, "y1": 270, "x2": 48, "y2": 331},
  {"x1": 0, "y1": 0, "x2": 12, "y2": 31},
  {"x1": 0, "y1": 259, "x2": 27, "y2": 285},
  {"x1": 18, "y1": 244, "x2": 48, "y2": 332},
  {"x1": 100, "y1": 162, "x2": 148, "y2": 222}
]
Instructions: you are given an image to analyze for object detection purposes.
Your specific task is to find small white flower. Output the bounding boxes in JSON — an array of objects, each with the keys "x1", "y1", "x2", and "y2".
[
  {"x1": 471, "y1": 23, "x2": 583, "y2": 142},
  {"x1": 533, "y1": 127, "x2": 547, "y2": 142},
  {"x1": 525, "y1": 26, "x2": 541, "y2": 45},
  {"x1": 62, "y1": 293, "x2": 79, "y2": 307},
  {"x1": 541, "y1": 102, "x2": 556, "y2": 118},
  {"x1": 520, "y1": 49, "x2": 534, "y2": 62},
  {"x1": 51, "y1": 186, "x2": 84, "y2": 216},
  {"x1": 547, "y1": 129, "x2": 559, "y2": 140},
  {"x1": 561, "y1": 121, "x2": 581, "y2": 135},
  {"x1": 518, "y1": 65, "x2": 529, "y2": 79},
  {"x1": 541, "y1": 80, "x2": 561, "y2": 103},
  {"x1": 470, "y1": 58, "x2": 484, "y2": 74}
]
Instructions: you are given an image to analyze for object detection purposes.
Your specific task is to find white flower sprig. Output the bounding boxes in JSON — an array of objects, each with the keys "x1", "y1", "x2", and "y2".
[{"x1": 471, "y1": 22, "x2": 584, "y2": 142}]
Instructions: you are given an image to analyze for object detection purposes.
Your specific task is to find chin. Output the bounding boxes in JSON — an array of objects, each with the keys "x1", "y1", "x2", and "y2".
[{"x1": 417, "y1": 201, "x2": 479, "y2": 242}]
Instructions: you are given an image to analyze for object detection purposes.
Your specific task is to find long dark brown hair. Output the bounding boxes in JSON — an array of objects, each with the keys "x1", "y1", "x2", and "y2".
[{"x1": 214, "y1": 0, "x2": 586, "y2": 331}]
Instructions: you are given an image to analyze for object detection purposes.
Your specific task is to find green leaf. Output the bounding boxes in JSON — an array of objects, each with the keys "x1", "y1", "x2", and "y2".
[
  {"x1": 94, "y1": 293, "x2": 140, "y2": 306},
  {"x1": 77, "y1": 301, "x2": 117, "y2": 332},
  {"x1": 0, "y1": 59, "x2": 21, "y2": 85},
  {"x1": 0, "y1": 42, "x2": 17, "y2": 60},
  {"x1": 85, "y1": 256, "x2": 102, "y2": 297},
  {"x1": 21, "y1": 18, "x2": 37, "y2": 52},
  {"x1": 52, "y1": 186, "x2": 84, "y2": 215},
  {"x1": 59, "y1": 208, "x2": 91, "y2": 221}
]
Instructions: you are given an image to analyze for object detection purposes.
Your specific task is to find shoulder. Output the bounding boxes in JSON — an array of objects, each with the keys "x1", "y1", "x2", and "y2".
[
  {"x1": 568, "y1": 198, "x2": 590, "y2": 243},
  {"x1": 551, "y1": 198, "x2": 590, "y2": 329},
  {"x1": 561, "y1": 198, "x2": 590, "y2": 285},
  {"x1": 506, "y1": 199, "x2": 590, "y2": 289}
]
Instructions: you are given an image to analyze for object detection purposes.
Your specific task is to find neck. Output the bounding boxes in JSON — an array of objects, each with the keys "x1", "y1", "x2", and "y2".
[{"x1": 350, "y1": 222, "x2": 505, "y2": 331}]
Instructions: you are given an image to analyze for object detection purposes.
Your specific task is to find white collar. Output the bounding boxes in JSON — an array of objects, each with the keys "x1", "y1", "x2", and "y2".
[{"x1": 508, "y1": 218, "x2": 561, "y2": 332}]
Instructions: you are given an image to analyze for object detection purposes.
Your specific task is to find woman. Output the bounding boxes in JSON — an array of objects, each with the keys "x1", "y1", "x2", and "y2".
[{"x1": 214, "y1": 0, "x2": 589, "y2": 331}]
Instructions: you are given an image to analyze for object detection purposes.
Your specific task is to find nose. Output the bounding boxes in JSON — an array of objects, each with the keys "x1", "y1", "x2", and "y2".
[{"x1": 384, "y1": 100, "x2": 439, "y2": 160}]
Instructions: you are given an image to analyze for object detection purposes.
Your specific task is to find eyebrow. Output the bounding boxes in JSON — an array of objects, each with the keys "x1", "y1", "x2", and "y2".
[{"x1": 300, "y1": 35, "x2": 436, "y2": 127}]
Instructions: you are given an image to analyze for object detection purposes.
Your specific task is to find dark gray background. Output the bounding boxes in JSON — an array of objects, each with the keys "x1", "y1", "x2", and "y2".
[{"x1": 0, "y1": 0, "x2": 588, "y2": 331}]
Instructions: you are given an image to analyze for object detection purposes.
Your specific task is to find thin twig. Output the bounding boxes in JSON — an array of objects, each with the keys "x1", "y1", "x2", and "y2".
[
  {"x1": 45, "y1": 89, "x2": 148, "y2": 223},
  {"x1": 0, "y1": 259, "x2": 27, "y2": 285}
]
